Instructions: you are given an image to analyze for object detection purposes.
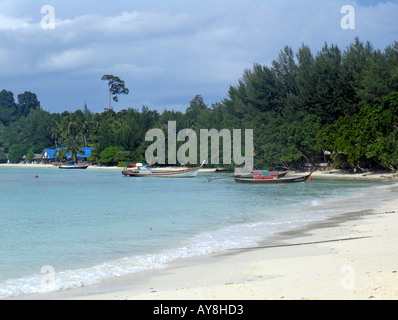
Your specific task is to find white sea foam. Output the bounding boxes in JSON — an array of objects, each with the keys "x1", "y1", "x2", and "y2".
[
  {"x1": 311, "y1": 199, "x2": 322, "y2": 207},
  {"x1": 0, "y1": 216, "x2": 322, "y2": 299}
]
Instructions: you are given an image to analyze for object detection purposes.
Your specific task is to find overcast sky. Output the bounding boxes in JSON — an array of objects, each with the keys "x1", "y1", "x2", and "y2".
[{"x1": 0, "y1": 0, "x2": 397, "y2": 114}]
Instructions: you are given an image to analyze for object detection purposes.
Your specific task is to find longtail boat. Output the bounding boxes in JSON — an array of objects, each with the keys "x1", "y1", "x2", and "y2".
[
  {"x1": 59, "y1": 164, "x2": 89, "y2": 169},
  {"x1": 234, "y1": 172, "x2": 312, "y2": 184},
  {"x1": 234, "y1": 149, "x2": 311, "y2": 183},
  {"x1": 235, "y1": 170, "x2": 288, "y2": 179},
  {"x1": 122, "y1": 161, "x2": 204, "y2": 178}
]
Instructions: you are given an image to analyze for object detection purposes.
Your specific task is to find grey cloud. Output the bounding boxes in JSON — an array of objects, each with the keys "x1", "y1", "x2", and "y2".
[{"x1": 0, "y1": 0, "x2": 397, "y2": 113}]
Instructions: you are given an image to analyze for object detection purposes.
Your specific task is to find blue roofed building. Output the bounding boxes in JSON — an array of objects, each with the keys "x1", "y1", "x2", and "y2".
[{"x1": 42, "y1": 147, "x2": 94, "y2": 163}]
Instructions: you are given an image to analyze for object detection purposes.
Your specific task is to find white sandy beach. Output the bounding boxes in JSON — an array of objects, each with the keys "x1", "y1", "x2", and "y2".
[
  {"x1": 18, "y1": 187, "x2": 398, "y2": 300},
  {"x1": 0, "y1": 162, "x2": 396, "y2": 177},
  {"x1": 56, "y1": 200, "x2": 397, "y2": 300},
  {"x1": 3, "y1": 164, "x2": 398, "y2": 300}
]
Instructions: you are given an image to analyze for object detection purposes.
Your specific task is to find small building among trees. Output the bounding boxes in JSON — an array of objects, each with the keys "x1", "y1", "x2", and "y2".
[{"x1": 42, "y1": 147, "x2": 93, "y2": 164}]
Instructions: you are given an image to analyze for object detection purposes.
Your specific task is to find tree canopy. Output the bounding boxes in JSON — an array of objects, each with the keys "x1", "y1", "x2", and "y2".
[
  {"x1": 101, "y1": 75, "x2": 129, "y2": 110},
  {"x1": 1, "y1": 38, "x2": 397, "y2": 170}
]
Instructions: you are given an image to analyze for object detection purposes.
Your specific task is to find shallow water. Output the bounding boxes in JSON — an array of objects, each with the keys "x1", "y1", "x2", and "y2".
[{"x1": 0, "y1": 167, "x2": 393, "y2": 298}]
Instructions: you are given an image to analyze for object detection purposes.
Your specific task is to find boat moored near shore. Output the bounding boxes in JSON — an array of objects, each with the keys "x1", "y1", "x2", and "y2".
[
  {"x1": 122, "y1": 161, "x2": 205, "y2": 178},
  {"x1": 59, "y1": 164, "x2": 89, "y2": 169},
  {"x1": 234, "y1": 172, "x2": 312, "y2": 184}
]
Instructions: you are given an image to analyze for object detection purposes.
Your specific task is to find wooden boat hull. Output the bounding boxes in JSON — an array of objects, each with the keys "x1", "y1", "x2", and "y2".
[
  {"x1": 59, "y1": 165, "x2": 89, "y2": 169},
  {"x1": 122, "y1": 167, "x2": 200, "y2": 178},
  {"x1": 234, "y1": 173, "x2": 311, "y2": 184},
  {"x1": 235, "y1": 170, "x2": 288, "y2": 179}
]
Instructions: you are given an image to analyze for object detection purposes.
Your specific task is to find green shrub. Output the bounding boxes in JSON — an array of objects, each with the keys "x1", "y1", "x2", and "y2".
[
  {"x1": 0, "y1": 148, "x2": 7, "y2": 163},
  {"x1": 8, "y1": 144, "x2": 28, "y2": 163},
  {"x1": 99, "y1": 146, "x2": 123, "y2": 166}
]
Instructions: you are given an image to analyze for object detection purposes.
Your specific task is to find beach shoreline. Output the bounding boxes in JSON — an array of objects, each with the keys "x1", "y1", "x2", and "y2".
[
  {"x1": 0, "y1": 163, "x2": 217, "y2": 173},
  {"x1": 1, "y1": 163, "x2": 397, "y2": 179},
  {"x1": 2, "y1": 164, "x2": 398, "y2": 300},
  {"x1": 10, "y1": 184, "x2": 398, "y2": 300},
  {"x1": 311, "y1": 170, "x2": 398, "y2": 181}
]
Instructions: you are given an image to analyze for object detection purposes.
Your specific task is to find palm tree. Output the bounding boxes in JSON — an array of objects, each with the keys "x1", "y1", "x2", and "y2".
[
  {"x1": 56, "y1": 136, "x2": 85, "y2": 163},
  {"x1": 49, "y1": 120, "x2": 61, "y2": 148}
]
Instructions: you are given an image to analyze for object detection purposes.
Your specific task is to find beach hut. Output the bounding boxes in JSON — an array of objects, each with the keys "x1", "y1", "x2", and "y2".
[{"x1": 41, "y1": 147, "x2": 94, "y2": 163}]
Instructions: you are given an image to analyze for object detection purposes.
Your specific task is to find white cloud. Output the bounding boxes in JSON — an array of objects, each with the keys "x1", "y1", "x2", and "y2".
[
  {"x1": 37, "y1": 48, "x2": 95, "y2": 71},
  {"x1": 0, "y1": 13, "x2": 32, "y2": 30}
]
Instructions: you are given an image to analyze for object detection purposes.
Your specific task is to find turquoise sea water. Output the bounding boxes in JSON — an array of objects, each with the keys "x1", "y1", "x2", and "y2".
[{"x1": 0, "y1": 167, "x2": 394, "y2": 298}]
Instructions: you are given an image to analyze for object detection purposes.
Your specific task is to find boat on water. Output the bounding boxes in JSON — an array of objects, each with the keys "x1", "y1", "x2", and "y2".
[
  {"x1": 234, "y1": 149, "x2": 311, "y2": 183},
  {"x1": 235, "y1": 170, "x2": 288, "y2": 179},
  {"x1": 122, "y1": 161, "x2": 204, "y2": 178},
  {"x1": 59, "y1": 163, "x2": 89, "y2": 169},
  {"x1": 234, "y1": 172, "x2": 312, "y2": 184}
]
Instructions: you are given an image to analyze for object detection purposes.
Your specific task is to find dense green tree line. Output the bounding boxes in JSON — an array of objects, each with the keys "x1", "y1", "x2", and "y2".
[
  {"x1": 222, "y1": 38, "x2": 398, "y2": 170},
  {"x1": 0, "y1": 38, "x2": 397, "y2": 170}
]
